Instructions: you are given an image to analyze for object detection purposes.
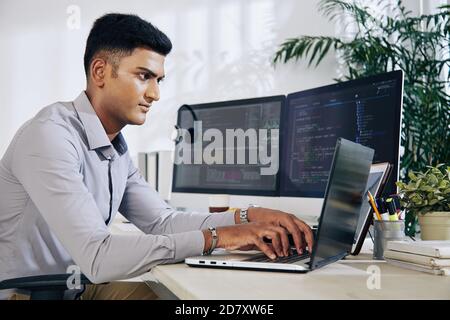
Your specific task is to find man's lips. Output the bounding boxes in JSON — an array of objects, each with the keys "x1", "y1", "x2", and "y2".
[{"x1": 139, "y1": 103, "x2": 151, "y2": 111}]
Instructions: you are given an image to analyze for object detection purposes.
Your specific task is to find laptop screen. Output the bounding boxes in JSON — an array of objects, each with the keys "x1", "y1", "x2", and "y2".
[{"x1": 310, "y1": 138, "x2": 374, "y2": 270}]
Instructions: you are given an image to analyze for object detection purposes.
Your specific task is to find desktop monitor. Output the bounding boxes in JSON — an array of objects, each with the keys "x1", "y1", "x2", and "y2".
[
  {"x1": 172, "y1": 96, "x2": 285, "y2": 196},
  {"x1": 280, "y1": 70, "x2": 403, "y2": 198}
]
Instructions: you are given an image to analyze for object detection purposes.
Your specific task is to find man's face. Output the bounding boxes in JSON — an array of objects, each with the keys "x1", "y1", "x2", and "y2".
[{"x1": 101, "y1": 47, "x2": 165, "y2": 128}]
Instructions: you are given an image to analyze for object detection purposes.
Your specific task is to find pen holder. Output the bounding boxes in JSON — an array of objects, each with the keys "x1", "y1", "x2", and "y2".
[{"x1": 373, "y1": 220, "x2": 405, "y2": 260}]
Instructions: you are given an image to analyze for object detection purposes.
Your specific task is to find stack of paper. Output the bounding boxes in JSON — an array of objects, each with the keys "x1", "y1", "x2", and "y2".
[{"x1": 385, "y1": 240, "x2": 450, "y2": 275}]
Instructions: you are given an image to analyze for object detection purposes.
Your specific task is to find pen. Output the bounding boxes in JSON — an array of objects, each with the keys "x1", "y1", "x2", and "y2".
[
  {"x1": 391, "y1": 195, "x2": 403, "y2": 219},
  {"x1": 367, "y1": 191, "x2": 382, "y2": 221}
]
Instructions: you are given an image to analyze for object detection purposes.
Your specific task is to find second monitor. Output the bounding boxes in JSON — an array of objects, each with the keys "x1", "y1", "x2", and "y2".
[{"x1": 280, "y1": 70, "x2": 403, "y2": 197}]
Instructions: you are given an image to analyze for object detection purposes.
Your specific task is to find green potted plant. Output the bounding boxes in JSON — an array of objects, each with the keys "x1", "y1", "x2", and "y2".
[{"x1": 396, "y1": 165, "x2": 450, "y2": 240}]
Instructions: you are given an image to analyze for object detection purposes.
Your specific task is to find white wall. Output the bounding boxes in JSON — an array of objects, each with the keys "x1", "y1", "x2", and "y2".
[{"x1": 0, "y1": 0, "x2": 339, "y2": 159}]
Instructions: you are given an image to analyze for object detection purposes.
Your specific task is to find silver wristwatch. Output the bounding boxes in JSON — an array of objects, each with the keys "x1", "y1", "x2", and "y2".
[
  {"x1": 203, "y1": 227, "x2": 218, "y2": 256},
  {"x1": 239, "y1": 204, "x2": 259, "y2": 224}
]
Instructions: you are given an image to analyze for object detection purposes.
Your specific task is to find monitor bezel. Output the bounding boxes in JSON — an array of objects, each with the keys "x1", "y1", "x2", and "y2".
[
  {"x1": 280, "y1": 70, "x2": 404, "y2": 198},
  {"x1": 171, "y1": 95, "x2": 286, "y2": 196}
]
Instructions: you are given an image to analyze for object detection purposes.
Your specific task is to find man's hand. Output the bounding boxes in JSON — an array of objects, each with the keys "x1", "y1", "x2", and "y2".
[
  {"x1": 209, "y1": 223, "x2": 295, "y2": 260},
  {"x1": 234, "y1": 207, "x2": 314, "y2": 255}
]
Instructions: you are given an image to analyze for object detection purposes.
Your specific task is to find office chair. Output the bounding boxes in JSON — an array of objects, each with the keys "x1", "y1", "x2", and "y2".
[{"x1": 0, "y1": 274, "x2": 92, "y2": 300}]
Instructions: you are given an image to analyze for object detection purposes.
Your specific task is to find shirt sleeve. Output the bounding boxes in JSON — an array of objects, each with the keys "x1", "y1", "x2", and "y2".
[
  {"x1": 10, "y1": 120, "x2": 213, "y2": 284},
  {"x1": 118, "y1": 156, "x2": 236, "y2": 236}
]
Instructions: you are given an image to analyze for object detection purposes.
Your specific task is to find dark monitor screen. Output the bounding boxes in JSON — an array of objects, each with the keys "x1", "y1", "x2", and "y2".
[
  {"x1": 280, "y1": 70, "x2": 403, "y2": 198},
  {"x1": 172, "y1": 96, "x2": 285, "y2": 196}
]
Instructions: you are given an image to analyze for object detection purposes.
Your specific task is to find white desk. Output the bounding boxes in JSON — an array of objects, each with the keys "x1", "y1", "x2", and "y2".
[
  {"x1": 144, "y1": 247, "x2": 450, "y2": 300},
  {"x1": 110, "y1": 215, "x2": 450, "y2": 299}
]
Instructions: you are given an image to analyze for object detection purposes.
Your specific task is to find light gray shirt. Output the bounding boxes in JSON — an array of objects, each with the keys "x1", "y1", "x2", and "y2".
[{"x1": 0, "y1": 92, "x2": 235, "y2": 297}]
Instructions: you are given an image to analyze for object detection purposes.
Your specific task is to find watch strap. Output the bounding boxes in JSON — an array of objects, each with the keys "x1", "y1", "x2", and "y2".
[{"x1": 240, "y1": 204, "x2": 260, "y2": 224}]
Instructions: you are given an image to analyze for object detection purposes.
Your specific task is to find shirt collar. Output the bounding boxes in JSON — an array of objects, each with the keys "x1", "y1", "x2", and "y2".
[{"x1": 73, "y1": 91, "x2": 128, "y2": 157}]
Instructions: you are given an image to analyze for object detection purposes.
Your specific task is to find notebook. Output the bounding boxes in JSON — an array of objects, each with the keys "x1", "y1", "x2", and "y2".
[
  {"x1": 387, "y1": 241, "x2": 450, "y2": 258},
  {"x1": 384, "y1": 249, "x2": 450, "y2": 267},
  {"x1": 385, "y1": 258, "x2": 448, "y2": 275}
]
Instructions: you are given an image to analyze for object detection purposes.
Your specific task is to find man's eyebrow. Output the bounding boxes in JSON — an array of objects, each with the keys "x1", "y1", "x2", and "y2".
[{"x1": 136, "y1": 67, "x2": 165, "y2": 80}]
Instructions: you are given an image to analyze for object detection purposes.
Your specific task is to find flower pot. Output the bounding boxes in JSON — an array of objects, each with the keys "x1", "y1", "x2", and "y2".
[{"x1": 418, "y1": 212, "x2": 450, "y2": 240}]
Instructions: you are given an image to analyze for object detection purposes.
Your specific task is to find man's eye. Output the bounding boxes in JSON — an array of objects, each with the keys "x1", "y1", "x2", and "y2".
[{"x1": 139, "y1": 73, "x2": 150, "y2": 81}]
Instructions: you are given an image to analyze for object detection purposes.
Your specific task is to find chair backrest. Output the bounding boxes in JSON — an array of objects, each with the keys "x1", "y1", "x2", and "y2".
[{"x1": 0, "y1": 274, "x2": 92, "y2": 300}]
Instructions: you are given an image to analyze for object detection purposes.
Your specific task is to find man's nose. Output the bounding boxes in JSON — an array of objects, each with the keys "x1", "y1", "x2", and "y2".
[{"x1": 144, "y1": 81, "x2": 160, "y2": 102}]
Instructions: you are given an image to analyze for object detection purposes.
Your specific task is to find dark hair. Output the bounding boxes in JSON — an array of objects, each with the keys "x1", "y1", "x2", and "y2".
[{"x1": 83, "y1": 13, "x2": 172, "y2": 78}]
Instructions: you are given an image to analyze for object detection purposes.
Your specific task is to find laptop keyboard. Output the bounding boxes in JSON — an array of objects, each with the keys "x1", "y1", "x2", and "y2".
[{"x1": 244, "y1": 250, "x2": 310, "y2": 264}]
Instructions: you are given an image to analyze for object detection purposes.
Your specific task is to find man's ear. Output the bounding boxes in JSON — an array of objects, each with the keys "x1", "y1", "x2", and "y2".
[{"x1": 89, "y1": 58, "x2": 107, "y2": 88}]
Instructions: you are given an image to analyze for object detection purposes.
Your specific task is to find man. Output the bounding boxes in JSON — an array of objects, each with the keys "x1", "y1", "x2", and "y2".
[{"x1": 0, "y1": 13, "x2": 313, "y2": 300}]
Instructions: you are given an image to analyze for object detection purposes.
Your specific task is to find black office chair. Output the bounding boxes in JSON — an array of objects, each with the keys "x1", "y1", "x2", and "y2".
[{"x1": 0, "y1": 274, "x2": 92, "y2": 300}]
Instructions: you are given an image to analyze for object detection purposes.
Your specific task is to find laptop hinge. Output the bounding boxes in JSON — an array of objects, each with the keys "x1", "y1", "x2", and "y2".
[{"x1": 310, "y1": 252, "x2": 348, "y2": 270}]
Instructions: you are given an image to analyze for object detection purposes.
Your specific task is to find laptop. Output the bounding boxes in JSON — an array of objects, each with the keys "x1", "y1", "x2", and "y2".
[{"x1": 185, "y1": 138, "x2": 375, "y2": 272}]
